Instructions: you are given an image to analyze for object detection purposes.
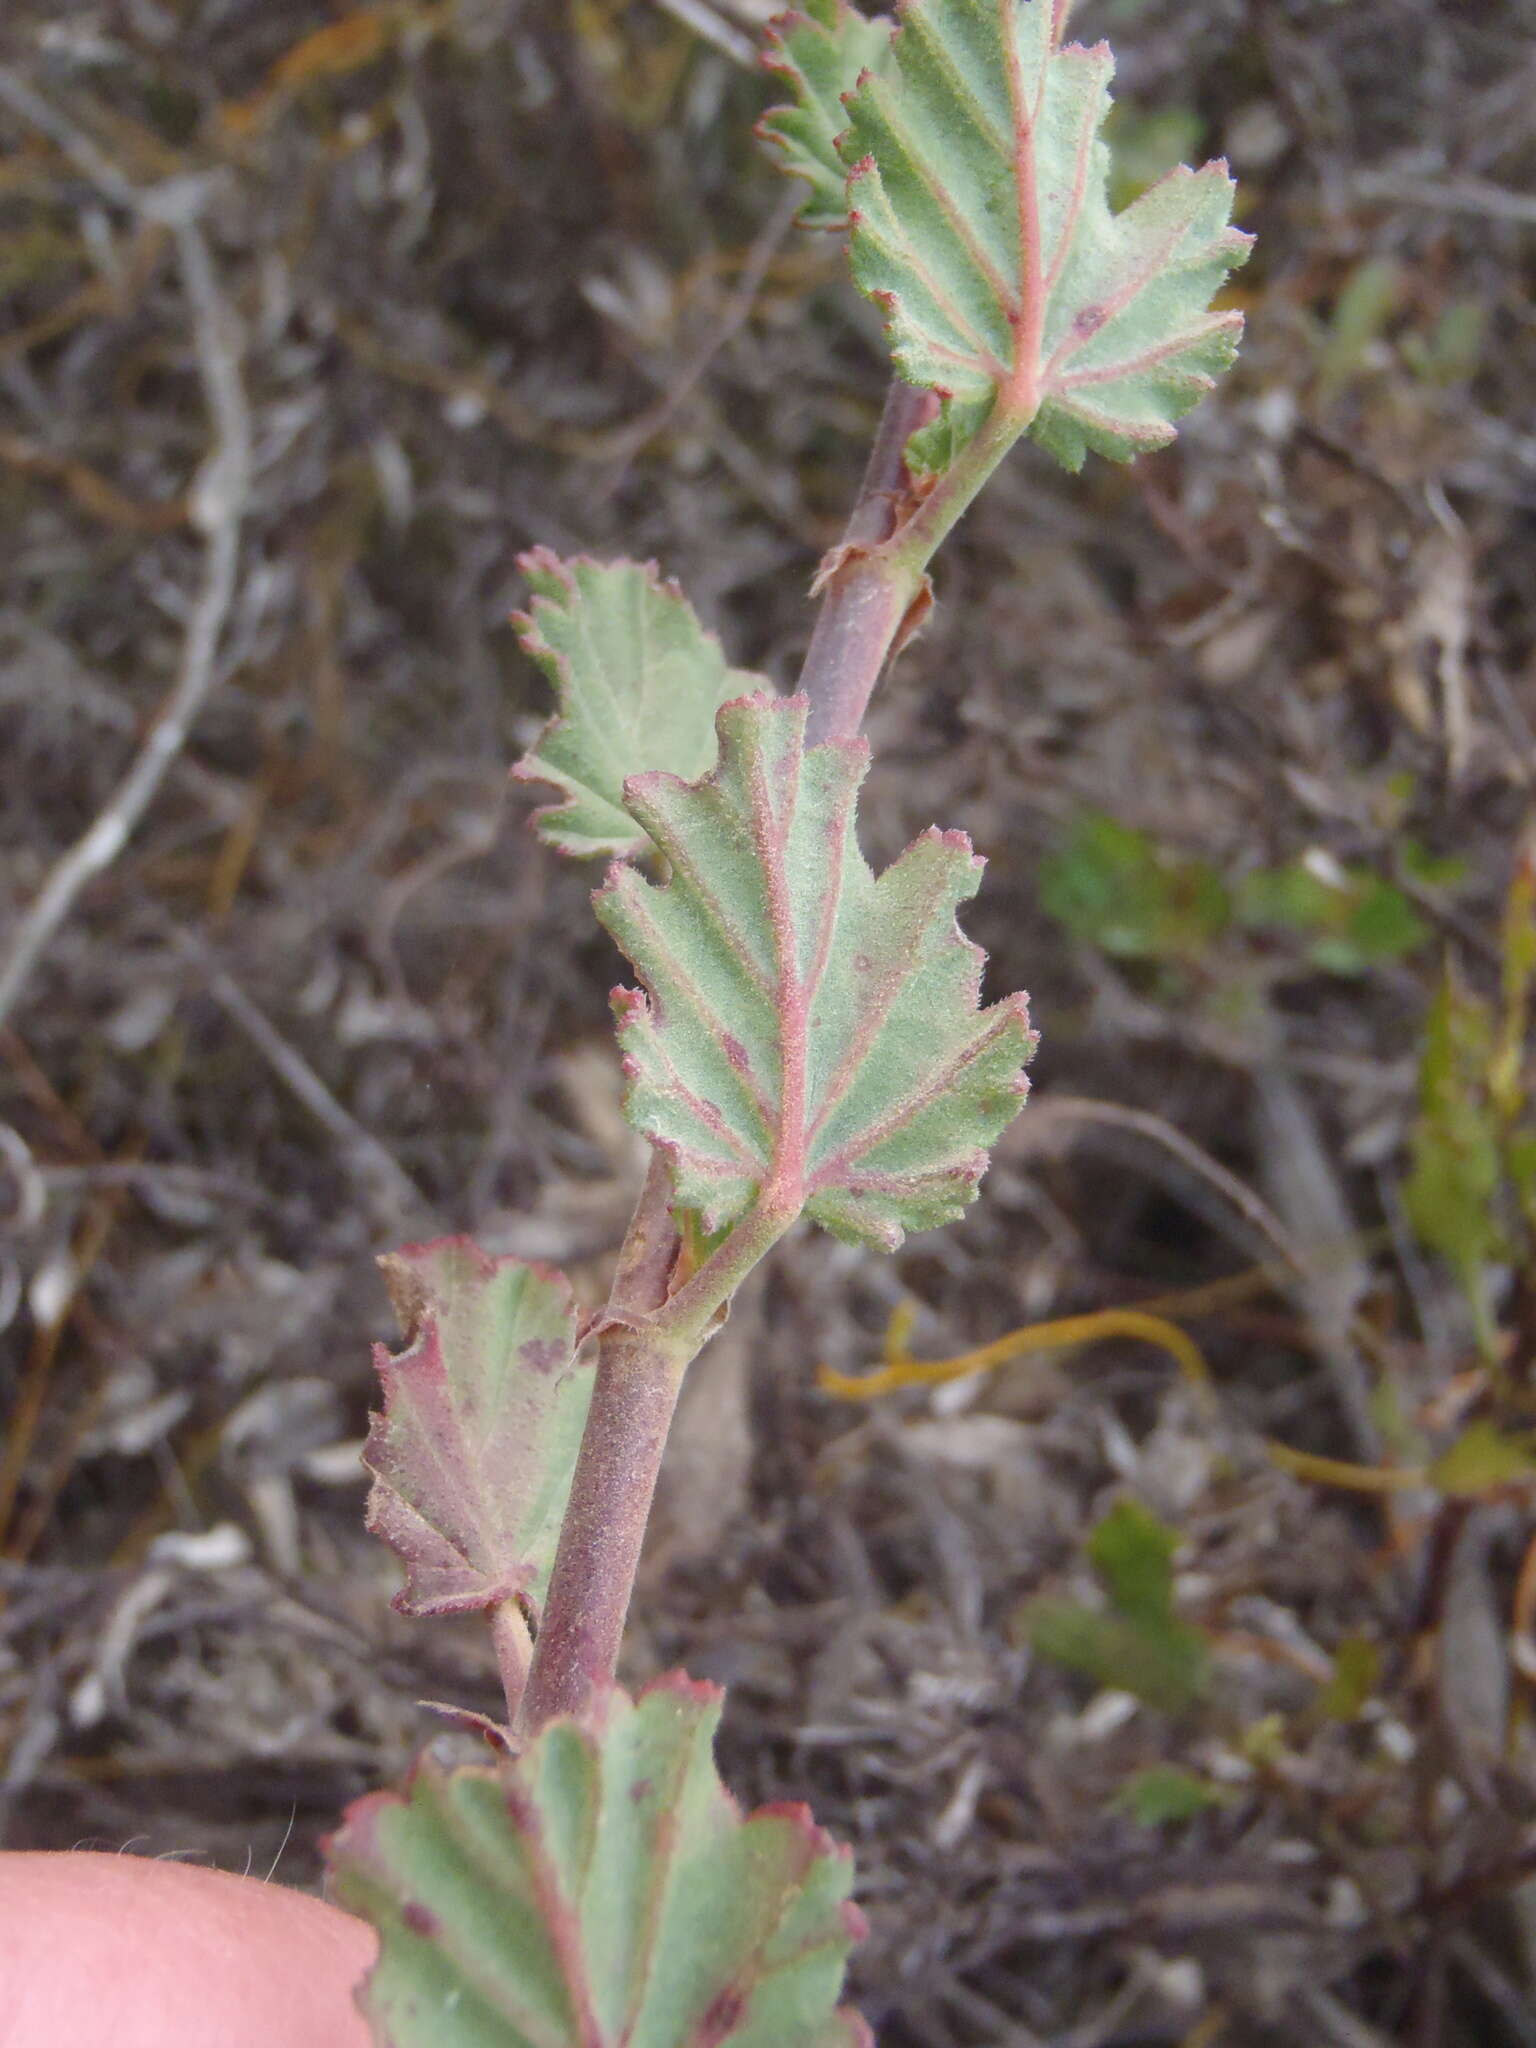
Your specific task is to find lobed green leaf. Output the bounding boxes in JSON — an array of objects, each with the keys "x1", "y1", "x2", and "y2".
[
  {"x1": 595, "y1": 693, "x2": 1035, "y2": 1251},
  {"x1": 512, "y1": 551, "x2": 763, "y2": 860},
  {"x1": 327, "y1": 1677, "x2": 871, "y2": 2047},
  {"x1": 759, "y1": 0, "x2": 896, "y2": 231},
  {"x1": 364, "y1": 1239, "x2": 591, "y2": 1621},
  {"x1": 1113, "y1": 1765, "x2": 1225, "y2": 1827},
  {"x1": 1025, "y1": 1497, "x2": 1210, "y2": 1713},
  {"x1": 837, "y1": 0, "x2": 1251, "y2": 468}
]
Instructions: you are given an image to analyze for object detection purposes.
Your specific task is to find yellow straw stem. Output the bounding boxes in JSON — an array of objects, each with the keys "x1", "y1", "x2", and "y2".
[
  {"x1": 818, "y1": 1305, "x2": 1209, "y2": 1402},
  {"x1": 1264, "y1": 1441, "x2": 1426, "y2": 1494}
]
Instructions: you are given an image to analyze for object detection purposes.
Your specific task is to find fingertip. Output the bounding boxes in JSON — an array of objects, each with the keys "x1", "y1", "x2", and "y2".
[{"x1": 0, "y1": 1850, "x2": 376, "y2": 2048}]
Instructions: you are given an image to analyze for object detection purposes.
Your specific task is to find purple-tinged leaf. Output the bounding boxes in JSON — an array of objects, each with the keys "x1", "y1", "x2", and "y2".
[
  {"x1": 364, "y1": 1238, "x2": 591, "y2": 1620},
  {"x1": 327, "y1": 1675, "x2": 871, "y2": 2047},
  {"x1": 596, "y1": 693, "x2": 1035, "y2": 1251}
]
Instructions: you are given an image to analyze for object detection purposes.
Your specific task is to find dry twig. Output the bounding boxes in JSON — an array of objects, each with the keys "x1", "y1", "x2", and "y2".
[
  {"x1": 1353, "y1": 168, "x2": 1536, "y2": 227},
  {"x1": 169, "y1": 930, "x2": 426, "y2": 1227},
  {"x1": 0, "y1": 80, "x2": 251, "y2": 1031}
]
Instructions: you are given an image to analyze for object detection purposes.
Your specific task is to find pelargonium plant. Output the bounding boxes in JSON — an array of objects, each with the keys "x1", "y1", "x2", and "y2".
[{"x1": 324, "y1": 1, "x2": 1250, "y2": 2038}]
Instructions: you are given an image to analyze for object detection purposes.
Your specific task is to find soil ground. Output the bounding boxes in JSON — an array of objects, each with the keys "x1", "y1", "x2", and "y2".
[{"x1": 2, "y1": 2, "x2": 1535, "y2": 2042}]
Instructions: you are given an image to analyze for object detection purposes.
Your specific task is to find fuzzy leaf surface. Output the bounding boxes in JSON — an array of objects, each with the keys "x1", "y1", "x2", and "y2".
[
  {"x1": 364, "y1": 1239, "x2": 590, "y2": 1620},
  {"x1": 512, "y1": 551, "x2": 762, "y2": 859},
  {"x1": 596, "y1": 693, "x2": 1034, "y2": 1250},
  {"x1": 759, "y1": 0, "x2": 895, "y2": 230},
  {"x1": 840, "y1": 0, "x2": 1251, "y2": 467},
  {"x1": 327, "y1": 1677, "x2": 871, "y2": 2048}
]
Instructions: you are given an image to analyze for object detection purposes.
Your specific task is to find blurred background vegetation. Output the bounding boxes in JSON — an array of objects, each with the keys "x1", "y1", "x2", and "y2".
[{"x1": 1, "y1": 2, "x2": 1534, "y2": 2042}]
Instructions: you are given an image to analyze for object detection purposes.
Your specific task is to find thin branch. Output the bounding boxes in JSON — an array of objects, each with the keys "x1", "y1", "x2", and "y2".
[
  {"x1": 519, "y1": 1174, "x2": 793, "y2": 1734},
  {"x1": 649, "y1": 0, "x2": 759, "y2": 67},
  {"x1": 0, "y1": 93, "x2": 251, "y2": 1031},
  {"x1": 170, "y1": 931, "x2": 426, "y2": 1225},
  {"x1": 0, "y1": 70, "x2": 142, "y2": 210},
  {"x1": 1353, "y1": 168, "x2": 1536, "y2": 227},
  {"x1": 607, "y1": 1151, "x2": 684, "y2": 1319},
  {"x1": 1019, "y1": 1092, "x2": 1313, "y2": 1281},
  {"x1": 517, "y1": 1323, "x2": 691, "y2": 1733},
  {"x1": 592, "y1": 189, "x2": 799, "y2": 494},
  {"x1": 515, "y1": 1153, "x2": 680, "y2": 1732},
  {"x1": 844, "y1": 377, "x2": 944, "y2": 556}
]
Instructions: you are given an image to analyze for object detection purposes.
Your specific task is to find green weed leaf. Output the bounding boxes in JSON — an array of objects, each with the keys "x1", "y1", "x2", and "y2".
[
  {"x1": 1318, "y1": 1636, "x2": 1380, "y2": 1722},
  {"x1": 838, "y1": 0, "x2": 1250, "y2": 467},
  {"x1": 1399, "y1": 841, "x2": 1469, "y2": 892},
  {"x1": 1429, "y1": 1420, "x2": 1536, "y2": 1499},
  {"x1": 1316, "y1": 257, "x2": 1401, "y2": 407},
  {"x1": 1114, "y1": 1764, "x2": 1224, "y2": 1826},
  {"x1": 1103, "y1": 101, "x2": 1206, "y2": 211},
  {"x1": 1088, "y1": 1497, "x2": 1179, "y2": 1623},
  {"x1": 1039, "y1": 811, "x2": 1229, "y2": 961},
  {"x1": 759, "y1": 0, "x2": 895, "y2": 230},
  {"x1": 364, "y1": 1241, "x2": 591, "y2": 1621},
  {"x1": 1406, "y1": 854, "x2": 1536, "y2": 1348},
  {"x1": 1027, "y1": 1498, "x2": 1209, "y2": 1713},
  {"x1": 512, "y1": 552, "x2": 762, "y2": 860},
  {"x1": 327, "y1": 1677, "x2": 871, "y2": 2047},
  {"x1": 1027, "y1": 1604, "x2": 1209, "y2": 1714},
  {"x1": 1237, "y1": 859, "x2": 1427, "y2": 974},
  {"x1": 1402, "y1": 298, "x2": 1485, "y2": 388},
  {"x1": 1405, "y1": 976, "x2": 1504, "y2": 1333},
  {"x1": 596, "y1": 694, "x2": 1035, "y2": 1250},
  {"x1": 1041, "y1": 813, "x2": 1436, "y2": 978}
]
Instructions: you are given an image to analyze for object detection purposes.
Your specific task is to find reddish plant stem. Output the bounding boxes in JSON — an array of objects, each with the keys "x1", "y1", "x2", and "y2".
[
  {"x1": 607, "y1": 1150, "x2": 682, "y2": 1319},
  {"x1": 799, "y1": 379, "x2": 1034, "y2": 744},
  {"x1": 844, "y1": 378, "x2": 943, "y2": 555},
  {"x1": 517, "y1": 1321, "x2": 689, "y2": 1732},
  {"x1": 800, "y1": 379, "x2": 937, "y2": 746},
  {"x1": 518, "y1": 1184, "x2": 796, "y2": 1734},
  {"x1": 517, "y1": 1154, "x2": 680, "y2": 1730}
]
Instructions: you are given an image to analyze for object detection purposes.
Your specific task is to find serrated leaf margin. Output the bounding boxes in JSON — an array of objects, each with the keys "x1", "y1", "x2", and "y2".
[
  {"x1": 326, "y1": 1674, "x2": 873, "y2": 2048},
  {"x1": 838, "y1": 0, "x2": 1251, "y2": 469},
  {"x1": 363, "y1": 1238, "x2": 589, "y2": 1621},
  {"x1": 594, "y1": 692, "x2": 1035, "y2": 1251},
  {"x1": 758, "y1": 0, "x2": 896, "y2": 231},
  {"x1": 511, "y1": 549, "x2": 761, "y2": 860}
]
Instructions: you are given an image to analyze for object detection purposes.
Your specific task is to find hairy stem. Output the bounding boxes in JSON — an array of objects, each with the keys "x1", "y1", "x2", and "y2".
[
  {"x1": 882, "y1": 395, "x2": 1034, "y2": 580},
  {"x1": 609, "y1": 1150, "x2": 683, "y2": 1317},
  {"x1": 800, "y1": 379, "x2": 936, "y2": 746},
  {"x1": 519, "y1": 1187, "x2": 797, "y2": 1733},
  {"x1": 517, "y1": 1321, "x2": 691, "y2": 1732},
  {"x1": 648, "y1": 1186, "x2": 798, "y2": 1356},
  {"x1": 800, "y1": 383, "x2": 1033, "y2": 743}
]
